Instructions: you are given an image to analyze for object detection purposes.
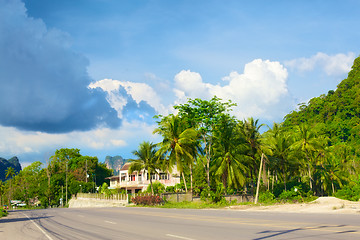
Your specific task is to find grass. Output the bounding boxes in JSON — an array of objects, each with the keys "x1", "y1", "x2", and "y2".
[
  {"x1": 132, "y1": 200, "x2": 253, "y2": 209},
  {"x1": 0, "y1": 209, "x2": 8, "y2": 218}
]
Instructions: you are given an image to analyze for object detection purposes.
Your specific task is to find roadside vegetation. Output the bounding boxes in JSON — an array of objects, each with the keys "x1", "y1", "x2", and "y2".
[
  {"x1": 129, "y1": 56, "x2": 360, "y2": 206},
  {"x1": 0, "y1": 209, "x2": 8, "y2": 218},
  {"x1": 1, "y1": 57, "x2": 360, "y2": 209},
  {"x1": 0, "y1": 149, "x2": 112, "y2": 208}
]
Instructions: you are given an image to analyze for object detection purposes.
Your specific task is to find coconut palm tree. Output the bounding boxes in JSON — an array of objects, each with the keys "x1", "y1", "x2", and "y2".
[
  {"x1": 238, "y1": 118, "x2": 264, "y2": 190},
  {"x1": 0, "y1": 181, "x2": 4, "y2": 206},
  {"x1": 154, "y1": 114, "x2": 199, "y2": 192},
  {"x1": 291, "y1": 123, "x2": 325, "y2": 191},
  {"x1": 263, "y1": 123, "x2": 294, "y2": 191},
  {"x1": 212, "y1": 114, "x2": 247, "y2": 191},
  {"x1": 128, "y1": 141, "x2": 159, "y2": 194},
  {"x1": 5, "y1": 167, "x2": 15, "y2": 203}
]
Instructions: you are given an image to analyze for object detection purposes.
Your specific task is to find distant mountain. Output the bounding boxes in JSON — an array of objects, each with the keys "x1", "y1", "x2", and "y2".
[
  {"x1": 0, "y1": 156, "x2": 22, "y2": 181},
  {"x1": 104, "y1": 156, "x2": 127, "y2": 175},
  {"x1": 284, "y1": 56, "x2": 360, "y2": 149}
]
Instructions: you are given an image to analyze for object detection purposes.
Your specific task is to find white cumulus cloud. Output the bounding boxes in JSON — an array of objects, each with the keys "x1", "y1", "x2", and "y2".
[
  {"x1": 89, "y1": 79, "x2": 168, "y2": 118},
  {"x1": 285, "y1": 52, "x2": 355, "y2": 76},
  {"x1": 174, "y1": 59, "x2": 291, "y2": 120}
]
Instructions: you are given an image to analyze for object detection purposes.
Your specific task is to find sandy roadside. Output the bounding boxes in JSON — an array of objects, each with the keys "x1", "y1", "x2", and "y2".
[{"x1": 229, "y1": 197, "x2": 360, "y2": 214}]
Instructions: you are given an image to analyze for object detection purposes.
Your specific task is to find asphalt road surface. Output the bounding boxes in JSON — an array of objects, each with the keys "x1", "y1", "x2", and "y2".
[{"x1": 0, "y1": 207, "x2": 359, "y2": 240}]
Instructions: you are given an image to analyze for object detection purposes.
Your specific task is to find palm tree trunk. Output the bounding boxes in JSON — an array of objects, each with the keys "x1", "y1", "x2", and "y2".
[
  {"x1": 182, "y1": 172, "x2": 188, "y2": 192},
  {"x1": 283, "y1": 168, "x2": 287, "y2": 191},
  {"x1": 150, "y1": 178, "x2": 154, "y2": 195},
  {"x1": 148, "y1": 168, "x2": 154, "y2": 195},
  {"x1": 204, "y1": 136, "x2": 211, "y2": 188},
  {"x1": 190, "y1": 164, "x2": 193, "y2": 194},
  {"x1": 254, "y1": 153, "x2": 264, "y2": 204},
  {"x1": 308, "y1": 163, "x2": 312, "y2": 190},
  {"x1": 9, "y1": 179, "x2": 12, "y2": 204}
]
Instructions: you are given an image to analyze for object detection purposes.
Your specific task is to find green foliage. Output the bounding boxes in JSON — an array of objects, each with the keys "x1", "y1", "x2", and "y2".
[
  {"x1": 4, "y1": 57, "x2": 360, "y2": 208},
  {"x1": 0, "y1": 157, "x2": 21, "y2": 181},
  {"x1": 212, "y1": 114, "x2": 247, "y2": 190},
  {"x1": 146, "y1": 181, "x2": 165, "y2": 194},
  {"x1": 259, "y1": 191, "x2": 275, "y2": 204},
  {"x1": 154, "y1": 114, "x2": 199, "y2": 192},
  {"x1": 272, "y1": 181, "x2": 310, "y2": 198},
  {"x1": 0, "y1": 209, "x2": 8, "y2": 218},
  {"x1": 0, "y1": 148, "x2": 111, "y2": 208},
  {"x1": 128, "y1": 141, "x2": 160, "y2": 195},
  {"x1": 174, "y1": 96, "x2": 236, "y2": 187},
  {"x1": 99, "y1": 182, "x2": 109, "y2": 194},
  {"x1": 278, "y1": 189, "x2": 301, "y2": 202},
  {"x1": 335, "y1": 183, "x2": 360, "y2": 201},
  {"x1": 284, "y1": 56, "x2": 360, "y2": 152},
  {"x1": 200, "y1": 183, "x2": 225, "y2": 203},
  {"x1": 165, "y1": 186, "x2": 175, "y2": 193}
]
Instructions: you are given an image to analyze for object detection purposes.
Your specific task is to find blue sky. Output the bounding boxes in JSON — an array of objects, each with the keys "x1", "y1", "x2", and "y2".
[{"x1": 0, "y1": 0, "x2": 359, "y2": 167}]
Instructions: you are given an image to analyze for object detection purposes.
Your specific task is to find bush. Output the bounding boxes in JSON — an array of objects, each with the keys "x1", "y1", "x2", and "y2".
[
  {"x1": 0, "y1": 209, "x2": 8, "y2": 218},
  {"x1": 335, "y1": 184, "x2": 360, "y2": 201},
  {"x1": 166, "y1": 186, "x2": 175, "y2": 193},
  {"x1": 272, "y1": 180, "x2": 310, "y2": 198},
  {"x1": 259, "y1": 191, "x2": 275, "y2": 204},
  {"x1": 131, "y1": 195, "x2": 164, "y2": 206},
  {"x1": 200, "y1": 183, "x2": 225, "y2": 203},
  {"x1": 146, "y1": 182, "x2": 165, "y2": 194},
  {"x1": 174, "y1": 183, "x2": 185, "y2": 192},
  {"x1": 278, "y1": 186, "x2": 304, "y2": 202}
]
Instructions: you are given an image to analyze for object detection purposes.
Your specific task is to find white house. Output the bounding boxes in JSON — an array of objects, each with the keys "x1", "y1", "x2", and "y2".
[{"x1": 107, "y1": 163, "x2": 181, "y2": 194}]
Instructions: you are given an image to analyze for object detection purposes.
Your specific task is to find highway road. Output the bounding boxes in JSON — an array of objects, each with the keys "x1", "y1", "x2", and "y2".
[{"x1": 0, "y1": 207, "x2": 359, "y2": 240}]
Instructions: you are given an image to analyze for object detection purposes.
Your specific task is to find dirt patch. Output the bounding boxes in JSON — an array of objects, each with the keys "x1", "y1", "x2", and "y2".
[{"x1": 229, "y1": 197, "x2": 360, "y2": 214}]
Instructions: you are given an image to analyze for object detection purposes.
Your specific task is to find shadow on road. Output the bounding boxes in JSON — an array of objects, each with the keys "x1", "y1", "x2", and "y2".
[
  {"x1": 0, "y1": 216, "x2": 52, "y2": 224},
  {"x1": 254, "y1": 224, "x2": 358, "y2": 239}
]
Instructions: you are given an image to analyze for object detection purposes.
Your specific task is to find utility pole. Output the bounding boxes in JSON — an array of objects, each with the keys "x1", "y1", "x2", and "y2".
[
  {"x1": 85, "y1": 159, "x2": 88, "y2": 183},
  {"x1": 254, "y1": 153, "x2": 265, "y2": 204},
  {"x1": 65, "y1": 161, "x2": 68, "y2": 206}
]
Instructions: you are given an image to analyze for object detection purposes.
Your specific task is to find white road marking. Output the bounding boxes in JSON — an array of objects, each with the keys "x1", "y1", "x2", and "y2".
[
  {"x1": 166, "y1": 234, "x2": 196, "y2": 240},
  {"x1": 23, "y1": 213, "x2": 54, "y2": 240},
  {"x1": 105, "y1": 220, "x2": 116, "y2": 224},
  {"x1": 77, "y1": 214, "x2": 84, "y2": 217}
]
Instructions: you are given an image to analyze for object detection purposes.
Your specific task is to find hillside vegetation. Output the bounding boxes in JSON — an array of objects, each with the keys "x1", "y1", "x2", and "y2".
[
  {"x1": 0, "y1": 157, "x2": 22, "y2": 181},
  {"x1": 284, "y1": 56, "x2": 360, "y2": 149}
]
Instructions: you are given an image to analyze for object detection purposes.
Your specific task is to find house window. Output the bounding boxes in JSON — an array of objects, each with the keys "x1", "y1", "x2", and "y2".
[
  {"x1": 130, "y1": 175, "x2": 136, "y2": 181},
  {"x1": 160, "y1": 173, "x2": 168, "y2": 180},
  {"x1": 147, "y1": 173, "x2": 157, "y2": 180}
]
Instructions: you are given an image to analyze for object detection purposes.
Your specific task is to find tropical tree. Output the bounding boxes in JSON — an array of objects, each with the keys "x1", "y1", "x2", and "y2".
[
  {"x1": 5, "y1": 167, "x2": 15, "y2": 203},
  {"x1": 0, "y1": 181, "x2": 4, "y2": 206},
  {"x1": 174, "y1": 96, "x2": 236, "y2": 187},
  {"x1": 212, "y1": 114, "x2": 247, "y2": 192},
  {"x1": 316, "y1": 153, "x2": 347, "y2": 195},
  {"x1": 154, "y1": 114, "x2": 198, "y2": 192},
  {"x1": 291, "y1": 123, "x2": 325, "y2": 191},
  {"x1": 263, "y1": 123, "x2": 294, "y2": 191},
  {"x1": 50, "y1": 148, "x2": 81, "y2": 205},
  {"x1": 238, "y1": 117, "x2": 264, "y2": 190},
  {"x1": 128, "y1": 141, "x2": 159, "y2": 194}
]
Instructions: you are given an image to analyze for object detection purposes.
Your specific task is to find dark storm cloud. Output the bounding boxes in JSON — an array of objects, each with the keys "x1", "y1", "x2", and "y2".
[{"x1": 0, "y1": 0, "x2": 120, "y2": 133}]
